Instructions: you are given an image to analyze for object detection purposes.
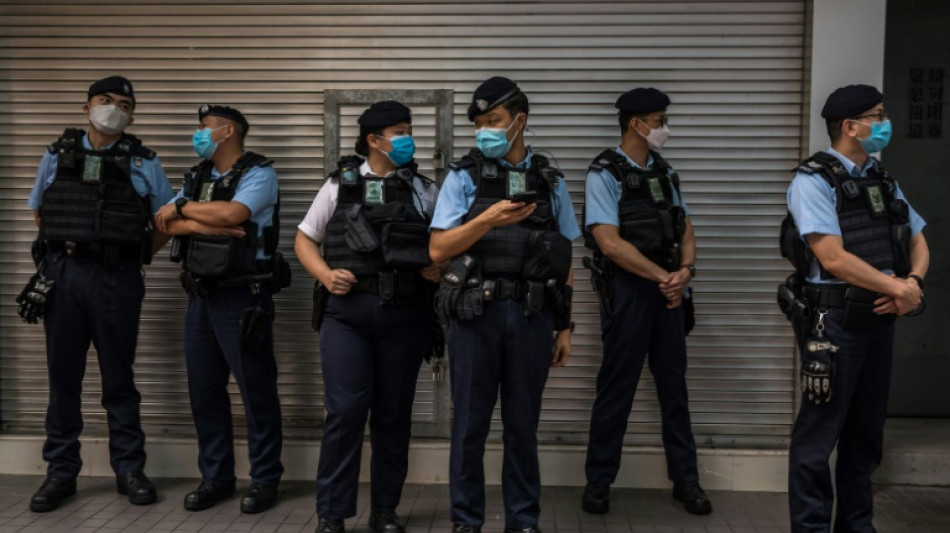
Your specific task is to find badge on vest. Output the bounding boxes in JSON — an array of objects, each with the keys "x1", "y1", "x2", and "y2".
[
  {"x1": 341, "y1": 166, "x2": 358, "y2": 185},
  {"x1": 647, "y1": 177, "x2": 665, "y2": 203},
  {"x1": 507, "y1": 170, "x2": 526, "y2": 199},
  {"x1": 198, "y1": 181, "x2": 216, "y2": 203},
  {"x1": 82, "y1": 155, "x2": 102, "y2": 183},
  {"x1": 866, "y1": 185, "x2": 887, "y2": 217},
  {"x1": 365, "y1": 179, "x2": 384, "y2": 205}
]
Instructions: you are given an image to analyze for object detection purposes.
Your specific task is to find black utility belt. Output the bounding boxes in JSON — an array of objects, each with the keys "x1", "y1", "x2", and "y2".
[
  {"x1": 803, "y1": 283, "x2": 885, "y2": 331},
  {"x1": 802, "y1": 283, "x2": 878, "y2": 309},
  {"x1": 480, "y1": 278, "x2": 527, "y2": 301},
  {"x1": 352, "y1": 271, "x2": 428, "y2": 306},
  {"x1": 47, "y1": 241, "x2": 140, "y2": 267}
]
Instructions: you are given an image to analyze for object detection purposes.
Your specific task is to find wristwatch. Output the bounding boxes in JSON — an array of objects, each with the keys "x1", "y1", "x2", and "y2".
[
  {"x1": 683, "y1": 263, "x2": 696, "y2": 278},
  {"x1": 175, "y1": 197, "x2": 189, "y2": 218},
  {"x1": 908, "y1": 274, "x2": 924, "y2": 290}
]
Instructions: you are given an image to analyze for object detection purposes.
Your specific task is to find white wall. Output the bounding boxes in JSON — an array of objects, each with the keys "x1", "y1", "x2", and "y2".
[{"x1": 809, "y1": 0, "x2": 888, "y2": 153}]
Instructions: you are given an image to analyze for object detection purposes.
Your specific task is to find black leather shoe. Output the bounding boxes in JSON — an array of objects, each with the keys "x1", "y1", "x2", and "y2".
[
  {"x1": 316, "y1": 518, "x2": 345, "y2": 533},
  {"x1": 240, "y1": 483, "x2": 278, "y2": 513},
  {"x1": 116, "y1": 471, "x2": 157, "y2": 505},
  {"x1": 504, "y1": 528, "x2": 542, "y2": 533},
  {"x1": 183, "y1": 479, "x2": 235, "y2": 511},
  {"x1": 581, "y1": 482, "x2": 610, "y2": 514},
  {"x1": 369, "y1": 506, "x2": 405, "y2": 533},
  {"x1": 30, "y1": 477, "x2": 77, "y2": 512},
  {"x1": 673, "y1": 481, "x2": 712, "y2": 515},
  {"x1": 452, "y1": 525, "x2": 481, "y2": 533}
]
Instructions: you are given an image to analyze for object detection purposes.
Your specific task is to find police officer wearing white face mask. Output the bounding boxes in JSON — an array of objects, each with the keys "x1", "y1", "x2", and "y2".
[
  {"x1": 23, "y1": 75, "x2": 173, "y2": 512},
  {"x1": 581, "y1": 88, "x2": 711, "y2": 517}
]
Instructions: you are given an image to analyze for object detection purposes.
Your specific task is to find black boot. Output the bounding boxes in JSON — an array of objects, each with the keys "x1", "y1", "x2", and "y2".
[
  {"x1": 30, "y1": 477, "x2": 77, "y2": 512},
  {"x1": 673, "y1": 482, "x2": 712, "y2": 515},
  {"x1": 581, "y1": 482, "x2": 610, "y2": 514},
  {"x1": 316, "y1": 518, "x2": 345, "y2": 533},
  {"x1": 116, "y1": 471, "x2": 157, "y2": 505},
  {"x1": 183, "y1": 479, "x2": 235, "y2": 511},
  {"x1": 240, "y1": 483, "x2": 278, "y2": 513},
  {"x1": 369, "y1": 505, "x2": 405, "y2": 533}
]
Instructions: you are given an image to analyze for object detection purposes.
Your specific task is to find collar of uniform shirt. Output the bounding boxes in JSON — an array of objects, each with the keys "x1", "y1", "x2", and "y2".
[
  {"x1": 82, "y1": 133, "x2": 118, "y2": 152},
  {"x1": 359, "y1": 160, "x2": 394, "y2": 178},
  {"x1": 496, "y1": 148, "x2": 532, "y2": 170},
  {"x1": 613, "y1": 145, "x2": 655, "y2": 171},
  {"x1": 826, "y1": 146, "x2": 878, "y2": 178}
]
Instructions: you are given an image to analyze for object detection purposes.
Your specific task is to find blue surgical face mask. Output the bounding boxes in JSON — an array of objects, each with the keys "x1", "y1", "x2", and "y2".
[
  {"x1": 192, "y1": 126, "x2": 223, "y2": 159},
  {"x1": 475, "y1": 114, "x2": 523, "y2": 159},
  {"x1": 378, "y1": 134, "x2": 416, "y2": 167},
  {"x1": 857, "y1": 119, "x2": 892, "y2": 154}
]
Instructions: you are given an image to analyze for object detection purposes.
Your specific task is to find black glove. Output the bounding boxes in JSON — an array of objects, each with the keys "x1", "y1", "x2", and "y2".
[
  {"x1": 16, "y1": 273, "x2": 55, "y2": 324},
  {"x1": 801, "y1": 338, "x2": 836, "y2": 404},
  {"x1": 239, "y1": 304, "x2": 270, "y2": 352}
]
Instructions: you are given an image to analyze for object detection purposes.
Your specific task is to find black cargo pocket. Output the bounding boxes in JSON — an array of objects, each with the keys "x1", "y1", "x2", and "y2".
[
  {"x1": 96, "y1": 200, "x2": 144, "y2": 243},
  {"x1": 381, "y1": 222, "x2": 431, "y2": 269},
  {"x1": 522, "y1": 230, "x2": 572, "y2": 284},
  {"x1": 619, "y1": 211, "x2": 664, "y2": 252},
  {"x1": 185, "y1": 235, "x2": 235, "y2": 277}
]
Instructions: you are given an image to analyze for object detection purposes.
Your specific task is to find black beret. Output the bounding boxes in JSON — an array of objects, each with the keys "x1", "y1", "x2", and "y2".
[
  {"x1": 88, "y1": 76, "x2": 135, "y2": 107},
  {"x1": 821, "y1": 84, "x2": 883, "y2": 120},
  {"x1": 468, "y1": 76, "x2": 521, "y2": 121},
  {"x1": 357, "y1": 100, "x2": 412, "y2": 129},
  {"x1": 615, "y1": 88, "x2": 670, "y2": 115},
  {"x1": 198, "y1": 104, "x2": 250, "y2": 133}
]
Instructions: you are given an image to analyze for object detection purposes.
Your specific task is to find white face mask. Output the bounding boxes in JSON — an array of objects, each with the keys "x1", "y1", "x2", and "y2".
[
  {"x1": 640, "y1": 124, "x2": 671, "y2": 151},
  {"x1": 88, "y1": 104, "x2": 130, "y2": 135}
]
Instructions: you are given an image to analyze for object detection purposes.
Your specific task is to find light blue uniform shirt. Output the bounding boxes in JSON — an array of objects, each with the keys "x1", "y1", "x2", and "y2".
[
  {"x1": 28, "y1": 132, "x2": 174, "y2": 215},
  {"x1": 169, "y1": 154, "x2": 279, "y2": 259},
  {"x1": 787, "y1": 146, "x2": 926, "y2": 283},
  {"x1": 584, "y1": 147, "x2": 690, "y2": 230},
  {"x1": 429, "y1": 149, "x2": 581, "y2": 241}
]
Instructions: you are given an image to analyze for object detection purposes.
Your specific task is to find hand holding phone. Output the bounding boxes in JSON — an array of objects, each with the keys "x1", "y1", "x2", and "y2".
[{"x1": 510, "y1": 191, "x2": 538, "y2": 204}]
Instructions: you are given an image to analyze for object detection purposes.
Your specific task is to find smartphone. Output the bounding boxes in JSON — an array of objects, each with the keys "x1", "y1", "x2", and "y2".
[{"x1": 510, "y1": 190, "x2": 538, "y2": 204}]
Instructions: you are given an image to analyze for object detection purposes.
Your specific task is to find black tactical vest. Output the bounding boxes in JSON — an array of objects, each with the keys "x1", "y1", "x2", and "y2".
[
  {"x1": 455, "y1": 149, "x2": 561, "y2": 278},
  {"x1": 781, "y1": 151, "x2": 912, "y2": 280},
  {"x1": 322, "y1": 156, "x2": 433, "y2": 278},
  {"x1": 179, "y1": 151, "x2": 280, "y2": 278},
  {"x1": 40, "y1": 128, "x2": 154, "y2": 251},
  {"x1": 584, "y1": 148, "x2": 686, "y2": 271}
]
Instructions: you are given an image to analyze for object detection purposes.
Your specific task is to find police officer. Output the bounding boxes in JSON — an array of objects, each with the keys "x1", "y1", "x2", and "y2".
[
  {"x1": 581, "y1": 88, "x2": 711, "y2": 516},
  {"x1": 295, "y1": 101, "x2": 442, "y2": 533},
  {"x1": 155, "y1": 105, "x2": 286, "y2": 514},
  {"x1": 784, "y1": 84, "x2": 928, "y2": 532},
  {"x1": 23, "y1": 75, "x2": 171, "y2": 512},
  {"x1": 429, "y1": 77, "x2": 581, "y2": 533}
]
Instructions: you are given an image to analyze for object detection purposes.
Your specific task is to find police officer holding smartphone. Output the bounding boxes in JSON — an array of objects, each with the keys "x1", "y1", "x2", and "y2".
[{"x1": 429, "y1": 77, "x2": 580, "y2": 533}]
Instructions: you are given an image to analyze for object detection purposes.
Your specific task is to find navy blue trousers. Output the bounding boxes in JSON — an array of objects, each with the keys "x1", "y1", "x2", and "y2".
[
  {"x1": 448, "y1": 300, "x2": 554, "y2": 529},
  {"x1": 788, "y1": 307, "x2": 895, "y2": 533},
  {"x1": 585, "y1": 270, "x2": 699, "y2": 485},
  {"x1": 316, "y1": 292, "x2": 430, "y2": 519},
  {"x1": 184, "y1": 285, "x2": 283, "y2": 486},
  {"x1": 41, "y1": 253, "x2": 147, "y2": 479}
]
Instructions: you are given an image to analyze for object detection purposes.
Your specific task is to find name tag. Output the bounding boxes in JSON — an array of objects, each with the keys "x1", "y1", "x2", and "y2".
[
  {"x1": 198, "y1": 181, "x2": 215, "y2": 203},
  {"x1": 866, "y1": 185, "x2": 886, "y2": 216},
  {"x1": 647, "y1": 177, "x2": 665, "y2": 203},
  {"x1": 82, "y1": 155, "x2": 102, "y2": 183},
  {"x1": 365, "y1": 179, "x2": 384, "y2": 205},
  {"x1": 508, "y1": 170, "x2": 526, "y2": 198}
]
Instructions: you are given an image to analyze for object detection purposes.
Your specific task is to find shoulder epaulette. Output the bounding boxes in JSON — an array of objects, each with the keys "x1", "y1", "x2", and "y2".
[
  {"x1": 795, "y1": 151, "x2": 848, "y2": 189},
  {"x1": 588, "y1": 148, "x2": 626, "y2": 181},
  {"x1": 448, "y1": 151, "x2": 479, "y2": 172},
  {"x1": 119, "y1": 133, "x2": 157, "y2": 159},
  {"x1": 48, "y1": 128, "x2": 85, "y2": 154}
]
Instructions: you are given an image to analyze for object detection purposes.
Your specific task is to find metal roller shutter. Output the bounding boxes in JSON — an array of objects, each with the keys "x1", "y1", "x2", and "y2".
[{"x1": 0, "y1": 1, "x2": 804, "y2": 449}]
